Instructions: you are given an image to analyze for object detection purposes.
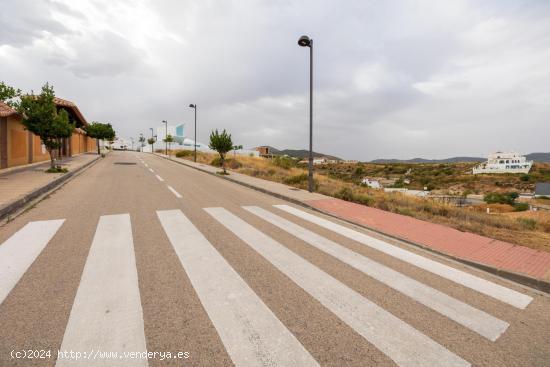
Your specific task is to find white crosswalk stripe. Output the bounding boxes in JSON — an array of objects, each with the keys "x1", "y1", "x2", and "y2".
[
  {"x1": 0, "y1": 219, "x2": 65, "y2": 305},
  {"x1": 157, "y1": 209, "x2": 318, "y2": 367},
  {"x1": 243, "y1": 206, "x2": 509, "y2": 341},
  {"x1": 205, "y1": 207, "x2": 470, "y2": 367},
  {"x1": 56, "y1": 214, "x2": 147, "y2": 367},
  {"x1": 274, "y1": 204, "x2": 533, "y2": 309},
  {"x1": 4, "y1": 206, "x2": 536, "y2": 366}
]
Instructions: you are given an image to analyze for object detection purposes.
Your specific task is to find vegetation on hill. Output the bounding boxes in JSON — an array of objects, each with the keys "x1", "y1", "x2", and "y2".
[
  {"x1": 172, "y1": 150, "x2": 550, "y2": 252},
  {"x1": 314, "y1": 161, "x2": 550, "y2": 194}
]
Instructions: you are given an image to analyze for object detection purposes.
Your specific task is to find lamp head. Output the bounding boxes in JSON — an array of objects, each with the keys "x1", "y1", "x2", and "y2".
[
  {"x1": 298, "y1": 35, "x2": 311, "y2": 47},
  {"x1": 189, "y1": 104, "x2": 196, "y2": 108}
]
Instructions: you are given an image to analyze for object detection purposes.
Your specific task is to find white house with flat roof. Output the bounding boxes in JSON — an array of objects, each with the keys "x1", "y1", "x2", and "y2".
[{"x1": 473, "y1": 152, "x2": 533, "y2": 174}]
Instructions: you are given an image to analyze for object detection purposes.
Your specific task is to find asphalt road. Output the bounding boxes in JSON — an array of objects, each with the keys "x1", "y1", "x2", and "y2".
[{"x1": 0, "y1": 151, "x2": 549, "y2": 367}]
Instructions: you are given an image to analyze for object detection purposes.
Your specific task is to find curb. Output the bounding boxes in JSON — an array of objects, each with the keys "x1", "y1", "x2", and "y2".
[
  {"x1": 154, "y1": 153, "x2": 550, "y2": 294},
  {"x1": 0, "y1": 156, "x2": 102, "y2": 222}
]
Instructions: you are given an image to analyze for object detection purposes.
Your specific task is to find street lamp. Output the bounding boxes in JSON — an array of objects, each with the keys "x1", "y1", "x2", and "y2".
[
  {"x1": 162, "y1": 120, "x2": 168, "y2": 156},
  {"x1": 298, "y1": 35, "x2": 314, "y2": 192},
  {"x1": 189, "y1": 104, "x2": 197, "y2": 162}
]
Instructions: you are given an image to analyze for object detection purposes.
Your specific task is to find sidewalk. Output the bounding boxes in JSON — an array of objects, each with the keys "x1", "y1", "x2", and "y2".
[
  {"x1": 0, "y1": 153, "x2": 100, "y2": 218},
  {"x1": 159, "y1": 153, "x2": 550, "y2": 288}
]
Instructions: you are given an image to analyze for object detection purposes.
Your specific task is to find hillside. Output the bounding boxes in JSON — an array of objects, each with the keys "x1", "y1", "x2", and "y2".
[
  {"x1": 371, "y1": 152, "x2": 550, "y2": 164},
  {"x1": 257, "y1": 146, "x2": 341, "y2": 160},
  {"x1": 526, "y1": 152, "x2": 550, "y2": 162},
  {"x1": 371, "y1": 157, "x2": 483, "y2": 164}
]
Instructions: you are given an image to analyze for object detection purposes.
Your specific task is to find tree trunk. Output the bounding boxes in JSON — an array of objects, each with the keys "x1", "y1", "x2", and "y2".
[
  {"x1": 96, "y1": 138, "x2": 100, "y2": 155},
  {"x1": 221, "y1": 154, "x2": 226, "y2": 174},
  {"x1": 47, "y1": 148, "x2": 55, "y2": 169}
]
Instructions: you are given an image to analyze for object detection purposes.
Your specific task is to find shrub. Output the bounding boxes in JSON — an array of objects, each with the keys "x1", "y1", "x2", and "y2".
[
  {"x1": 176, "y1": 150, "x2": 193, "y2": 157},
  {"x1": 517, "y1": 218, "x2": 537, "y2": 230},
  {"x1": 272, "y1": 156, "x2": 296, "y2": 169},
  {"x1": 283, "y1": 173, "x2": 309, "y2": 185},
  {"x1": 335, "y1": 187, "x2": 355, "y2": 201},
  {"x1": 513, "y1": 202, "x2": 529, "y2": 212},
  {"x1": 46, "y1": 166, "x2": 68, "y2": 173},
  {"x1": 483, "y1": 191, "x2": 518, "y2": 205},
  {"x1": 211, "y1": 157, "x2": 241, "y2": 169},
  {"x1": 355, "y1": 193, "x2": 374, "y2": 206}
]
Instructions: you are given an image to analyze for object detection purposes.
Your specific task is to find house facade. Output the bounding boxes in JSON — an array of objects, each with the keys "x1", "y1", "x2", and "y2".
[
  {"x1": 0, "y1": 98, "x2": 96, "y2": 170},
  {"x1": 473, "y1": 152, "x2": 533, "y2": 174}
]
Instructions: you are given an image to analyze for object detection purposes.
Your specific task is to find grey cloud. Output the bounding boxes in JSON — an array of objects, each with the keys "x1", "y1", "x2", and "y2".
[
  {"x1": 0, "y1": 0, "x2": 74, "y2": 46},
  {"x1": 1, "y1": 0, "x2": 549, "y2": 160},
  {"x1": 48, "y1": 31, "x2": 146, "y2": 78}
]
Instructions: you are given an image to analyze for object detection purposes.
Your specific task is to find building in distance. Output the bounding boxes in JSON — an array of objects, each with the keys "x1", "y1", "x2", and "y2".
[{"x1": 473, "y1": 152, "x2": 533, "y2": 174}]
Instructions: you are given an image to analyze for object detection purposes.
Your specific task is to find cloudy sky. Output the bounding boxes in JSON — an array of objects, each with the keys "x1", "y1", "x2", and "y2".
[{"x1": 1, "y1": 0, "x2": 549, "y2": 160}]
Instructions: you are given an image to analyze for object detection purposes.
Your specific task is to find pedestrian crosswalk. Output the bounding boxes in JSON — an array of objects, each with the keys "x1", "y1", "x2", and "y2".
[
  {"x1": 57, "y1": 214, "x2": 147, "y2": 367},
  {"x1": 274, "y1": 204, "x2": 533, "y2": 309},
  {"x1": 242, "y1": 206, "x2": 508, "y2": 341},
  {"x1": 0, "y1": 205, "x2": 537, "y2": 366}
]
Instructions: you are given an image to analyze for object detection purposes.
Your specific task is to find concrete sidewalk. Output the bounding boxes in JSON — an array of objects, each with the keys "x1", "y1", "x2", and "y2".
[
  {"x1": 157, "y1": 153, "x2": 550, "y2": 289},
  {"x1": 0, "y1": 153, "x2": 100, "y2": 219}
]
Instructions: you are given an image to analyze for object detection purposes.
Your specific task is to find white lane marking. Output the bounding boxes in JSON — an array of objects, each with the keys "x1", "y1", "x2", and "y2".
[
  {"x1": 157, "y1": 210, "x2": 318, "y2": 367},
  {"x1": 155, "y1": 175, "x2": 164, "y2": 182},
  {"x1": 167, "y1": 185, "x2": 182, "y2": 198},
  {"x1": 148, "y1": 168, "x2": 154, "y2": 173},
  {"x1": 57, "y1": 214, "x2": 147, "y2": 367},
  {"x1": 0, "y1": 220, "x2": 65, "y2": 305},
  {"x1": 244, "y1": 206, "x2": 508, "y2": 341},
  {"x1": 274, "y1": 205, "x2": 533, "y2": 309},
  {"x1": 206, "y1": 207, "x2": 469, "y2": 367}
]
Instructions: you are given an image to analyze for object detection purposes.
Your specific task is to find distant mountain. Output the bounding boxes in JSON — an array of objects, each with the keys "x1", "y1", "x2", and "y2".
[
  {"x1": 526, "y1": 153, "x2": 550, "y2": 162},
  {"x1": 370, "y1": 157, "x2": 484, "y2": 164},
  {"x1": 370, "y1": 152, "x2": 550, "y2": 164},
  {"x1": 256, "y1": 146, "x2": 341, "y2": 160},
  {"x1": 279, "y1": 149, "x2": 341, "y2": 161}
]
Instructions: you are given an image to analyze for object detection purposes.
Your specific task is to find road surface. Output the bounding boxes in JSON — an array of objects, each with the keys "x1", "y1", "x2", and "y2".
[{"x1": 0, "y1": 151, "x2": 549, "y2": 366}]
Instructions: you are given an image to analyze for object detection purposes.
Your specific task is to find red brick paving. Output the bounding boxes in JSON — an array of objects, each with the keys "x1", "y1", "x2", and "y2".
[{"x1": 306, "y1": 198, "x2": 550, "y2": 280}]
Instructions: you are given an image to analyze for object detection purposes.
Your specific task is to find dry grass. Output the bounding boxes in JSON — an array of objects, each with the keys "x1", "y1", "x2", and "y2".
[{"x1": 174, "y1": 150, "x2": 550, "y2": 252}]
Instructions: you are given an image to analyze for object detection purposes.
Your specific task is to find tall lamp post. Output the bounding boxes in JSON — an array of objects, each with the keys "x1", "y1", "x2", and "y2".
[
  {"x1": 149, "y1": 128, "x2": 154, "y2": 153},
  {"x1": 298, "y1": 35, "x2": 314, "y2": 192},
  {"x1": 189, "y1": 104, "x2": 197, "y2": 162},
  {"x1": 162, "y1": 120, "x2": 168, "y2": 156}
]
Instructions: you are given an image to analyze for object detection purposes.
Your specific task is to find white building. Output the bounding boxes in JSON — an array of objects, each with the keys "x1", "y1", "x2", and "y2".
[
  {"x1": 109, "y1": 138, "x2": 132, "y2": 150},
  {"x1": 473, "y1": 152, "x2": 533, "y2": 174},
  {"x1": 361, "y1": 178, "x2": 381, "y2": 189}
]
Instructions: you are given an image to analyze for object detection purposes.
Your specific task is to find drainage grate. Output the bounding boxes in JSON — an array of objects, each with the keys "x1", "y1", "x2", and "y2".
[{"x1": 114, "y1": 162, "x2": 137, "y2": 165}]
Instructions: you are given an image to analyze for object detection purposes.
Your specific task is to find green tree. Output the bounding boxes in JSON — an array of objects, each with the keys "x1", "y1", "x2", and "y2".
[
  {"x1": 85, "y1": 122, "x2": 116, "y2": 155},
  {"x1": 209, "y1": 129, "x2": 233, "y2": 174},
  {"x1": 138, "y1": 135, "x2": 146, "y2": 149},
  {"x1": 17, "y1": 83, "x2": 74, "y2": 169},
  {"x1": 163, "y1": 134, "x2": 175, "y2": 156},
  {"x1": 0, "y1": 81, "x2": 21, "y2": 107},
  {"x1": 147, "y1": 137, "x2": 155, "y2": 152},
  {"x1": 232, "y1": 144, "x2": 243, "y2": 157}
]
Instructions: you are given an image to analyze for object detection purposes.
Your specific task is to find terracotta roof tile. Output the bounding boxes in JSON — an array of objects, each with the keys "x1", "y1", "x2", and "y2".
[{"x1": 0, "y1": 101, "x2": 18, "y2": 117}]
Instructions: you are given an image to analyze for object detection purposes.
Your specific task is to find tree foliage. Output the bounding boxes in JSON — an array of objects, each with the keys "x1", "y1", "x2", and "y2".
[
  {"x1": 0, "y1": 81, "x2": 21, "y2": 107},
  {"x1": 17, "y1": 83, "x2": 74, "y2": 169},
  {"x1": 163, "y1": 134, "x2": 175, "y2": 156},
  {"x1": 85, "y1": 122, "x2": 116, "y2": 154},
  {"x1": 208, "y1": 129, "x2": 233, "y2": 173}
]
